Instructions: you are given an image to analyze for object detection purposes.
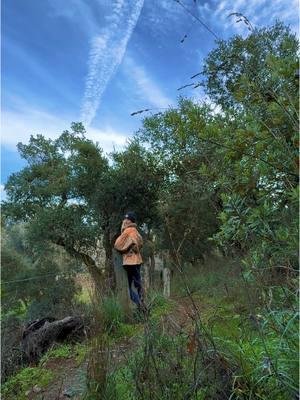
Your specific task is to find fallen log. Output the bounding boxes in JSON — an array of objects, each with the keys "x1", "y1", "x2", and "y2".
[{"x1": 21, "y1": 316, "x2": 84, "y2": 363}]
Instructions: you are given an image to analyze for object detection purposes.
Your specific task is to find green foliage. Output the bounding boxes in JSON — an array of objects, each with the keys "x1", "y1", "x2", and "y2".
[
  {"x1": 138, "y1": 99, "x2": 221, "y2": 262},
  {"x1": 173, "y1": 261, "x2": 231, "y2": 297},
  {"x1": 207, "y1": 307, "x2": 299, "y2": 399},
  {"x1": 86, "y1": 22, "x2": 298, "y2": 400},
  {"x1": 114, "y1": 323, "x2": 140, "y2": 339},
  {"x1": 200, "y1": 23, "x2": 298, "y2": 269},
  {"x1": 1, "y1": 315, "x2": 24, "y2": 384},
  {"x1": 1, "y1": 367, "x2": 54, "y2": 400},
  {"x1": 39, "y1": 343, "x2": 86, "y2": 366},
  {"x1": 102, "y1": 262, "x2": 298, "y2": 400},
  {"x1": 2, "y1": 20, "x2": 299, "y2": 398},
  {"x1": 138, "y1": 99, "x2": 213, "y2": 178},
  {"x1": 138, "y1": 23, "x2": 298, "y2": 274},
  {"x1": 106, "y1": 322, "x2": 232, "y2": 400},
  {"x1": 39, "y1": 344, "x2": 73, "y2": 364},
  {"x1": 76, "y1": 286, "x2": 92, "y2": 304},
  {"x1": 3, "y1": 123, "x2": 109, "y2": 287},
  {"x1": 203, "y1": 22, "x2": 298, "y2": 112},
  {"x1": 1, "y1": 223, "x2": 80, "y2": 321},
  {"x1": 1, "y1": 223, "x2": 81, "y2": 383},
  {"x1": 108, "y1": 140, "x2": 164, "y2": 227},
  {"x1": 3, "y1": 125, "x2": 164, "y2": 288},
  {"x1": 112, "y1": 367, "x2": 136, "y2": 400},
  {"x1": 160, "y1": 175, "x2": 219, "y2": 264},
  {"x1": 101, "y1": 296, "x2": 125, "y2": 334},
  {"x1": 147, "y1": 292, "x2": 175, "y2": 323}
]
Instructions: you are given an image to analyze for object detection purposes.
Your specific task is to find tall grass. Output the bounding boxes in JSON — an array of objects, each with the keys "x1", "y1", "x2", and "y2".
[{"x1": 84, "y1": 254, "x2": 298, "y2": 399}]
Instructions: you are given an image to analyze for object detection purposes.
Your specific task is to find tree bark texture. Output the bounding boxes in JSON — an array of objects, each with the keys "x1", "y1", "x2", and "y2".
[{"x1": 21, "y1": 317, "x2": 84, "y2": 362}]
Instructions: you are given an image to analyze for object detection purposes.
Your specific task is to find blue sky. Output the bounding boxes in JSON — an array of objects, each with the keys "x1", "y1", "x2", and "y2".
[{"x1": 1, "y1": 0, "x2": 298, "y2": 198}]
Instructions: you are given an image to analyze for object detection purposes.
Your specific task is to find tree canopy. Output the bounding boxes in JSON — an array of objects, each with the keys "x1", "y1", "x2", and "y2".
[{"x1": 3, "y1": 21, "x2": 299, "y2": 287}]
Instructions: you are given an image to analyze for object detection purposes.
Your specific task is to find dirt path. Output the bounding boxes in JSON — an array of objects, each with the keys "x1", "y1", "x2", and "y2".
[
  {"x1": 28, "y1": 336, "x2": 137, "y2": 400},
  {"x1": 28, "y1": 296, "x2": 197, "y2": 400},
  {"x1": 27, "y1": 358, "x2": 87, "y2": 400}
]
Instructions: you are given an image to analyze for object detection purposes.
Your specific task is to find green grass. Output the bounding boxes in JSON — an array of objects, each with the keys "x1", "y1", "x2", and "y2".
[
  {"x1": 2, "y1": 343, "x2": 87, "y2": 400},
  {"x1": 185, "y1": 263, "x2": 299, "y2": 400},
  {"x1": 1, "y1": 367, "x2": 54, "y2": 400},
  {"x1": 84, "y1": 257, "x2": 299, "y2": 399},
  {"x1": 101, "y1": 296, "x2": 125, "y2": 334},
  {"x1": 101, "y1": 292, "x2": 176, "y2": 340},
  {"x1": 102, "y1": 260, "x2": 298, "y2": 400},
  {"x1": 213, "y1": 312, "x2": 299, "y2": 399},
  {"x1": 111, "y1": 322, "x2": 141, "y2": 340},
  {"x1": 108, "y1": 293, "x2": 175, "y2": 341},
  {"x1": 148, "y1": 292, "x2": 176, "y2": 323},
  {"x1": 76, "y1": 287, "x2": 92, "y2": 304},
  {"x1": 39, "y1": 343, "x2": 87, "y2": 366}
]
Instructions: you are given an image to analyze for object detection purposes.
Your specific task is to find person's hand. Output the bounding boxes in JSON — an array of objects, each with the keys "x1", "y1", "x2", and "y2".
[{"x1": 131, "y1": 243, "x2": 138, "y2": 253}]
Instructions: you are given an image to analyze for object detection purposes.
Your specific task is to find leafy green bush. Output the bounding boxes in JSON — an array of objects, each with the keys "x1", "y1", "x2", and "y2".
[{"x1": 210, "y1": 309, "x2": 299, "y2": 399}]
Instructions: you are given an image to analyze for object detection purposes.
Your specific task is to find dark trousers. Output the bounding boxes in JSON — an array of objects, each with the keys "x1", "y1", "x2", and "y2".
[{"x1": 123, "y1": 265, "x2": 143, "y2": 305}]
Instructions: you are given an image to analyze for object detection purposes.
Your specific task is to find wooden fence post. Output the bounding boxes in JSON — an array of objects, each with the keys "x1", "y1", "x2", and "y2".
[
  {"x1": 163, "y1": 268, "x2": 171, "y2": 298},
  {"x1": 143, "y1": 259, "x2": 150, "y2": 299}
]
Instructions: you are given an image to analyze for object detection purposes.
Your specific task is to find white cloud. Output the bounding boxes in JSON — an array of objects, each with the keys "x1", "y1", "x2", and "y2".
[
  {"x1": 2, "y1": 108, "x2": 65, "y2": 147},
  {"x1": 86, "y1": 126, "x2": 127, "y2": 150},
  {"x1": 80, "y1": 1, "x2": 144, "y2": 127},
  {"x1": 123, "y1": 56, "x2": 173, "y2": 109},
  {"x1": 1, "y1": 104, "x2": 128, "y2": 154}
]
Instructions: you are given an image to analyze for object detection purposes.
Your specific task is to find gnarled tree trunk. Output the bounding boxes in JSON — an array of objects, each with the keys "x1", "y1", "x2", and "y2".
[{"x1": 22, "y1": 316, "x2": 84, "y2": 363}]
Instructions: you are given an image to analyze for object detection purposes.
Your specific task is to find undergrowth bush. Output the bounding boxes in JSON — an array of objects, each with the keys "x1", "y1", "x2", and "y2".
[
  {"x1": 101, "y1": 303, "x2": 298, "y2": 399},
  {"x1": 207, "y1": 301, "x2": 299, "y2": 398},
  {"x1": 89, "y1": 257, "x2": 297, "y2": 400},
  {"x1": 171, "y1": 256, "x2": 242, "y2": 297},
  {"x1": 103, "y1": 319, "x2": 235, "y2": 400},
  {"x1": 1, "y1": 315, "x2": 24, "y2": 384}
]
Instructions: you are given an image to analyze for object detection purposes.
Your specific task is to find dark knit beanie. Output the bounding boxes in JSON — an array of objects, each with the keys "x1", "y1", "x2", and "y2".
[{"x1": 124, "y1": 211, "x2": 136, "y2": 223}]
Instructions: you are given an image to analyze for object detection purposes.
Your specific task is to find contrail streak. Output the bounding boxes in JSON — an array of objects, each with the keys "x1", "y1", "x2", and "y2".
[{"x1": 81, "y1": 0, "x2": 144, "y2": 127}]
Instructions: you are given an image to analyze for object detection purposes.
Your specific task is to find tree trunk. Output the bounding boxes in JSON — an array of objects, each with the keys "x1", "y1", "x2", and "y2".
[
  {"x1": 22, "y1": 316, "x2": 84, "y2": 363},
  {"x1": 85, "y1": 259, "x2": 103, "y2": 291},
  {"x1": 103, "y1": 228, "x2": 116, "y2": 290},
  {"x1": 113, "y1": 249, "x2": 131, "y2": 312},
  {"x1": 70, "y1": 250, "x2": 104, "y2": 291},
  {"x1": 54, "y1": 238, "x2": 103, "y2": 292}
]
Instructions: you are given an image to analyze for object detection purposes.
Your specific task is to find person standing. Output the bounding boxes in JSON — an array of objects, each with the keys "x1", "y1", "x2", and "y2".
[{"x1": 114, "y1": 212, "x2": 144, "y2": 306}]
